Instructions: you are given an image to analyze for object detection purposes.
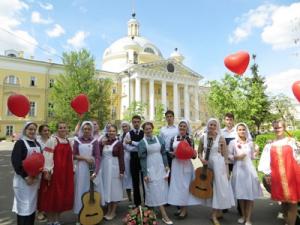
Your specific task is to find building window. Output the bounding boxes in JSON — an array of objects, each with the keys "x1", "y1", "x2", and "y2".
[
  {"x1": 144, "y1": 47, "x2": 155, "y2": 54},
  {"x1": 30, "y1": 76, "x2": 36, "y2": 86},
  {"x1": 111, "y1": 107, "x2": 116, "y2": 120},
  {"x1": 48, "y1": 103, "x2": 54, "y2": 117},
  {"x1": 7, "y1": 108, "x2": 13, "y2": 116},
  {"x1": 6, "y1": 125, "x2": 13, "y2": 136},
  {"x1": 157, "y1": 88, "x2": 161, "y2": 95},
  {"x1": 5, "y1": 75, "x2": 19, "y2": 85},
  {"x1": 29, "y1": 102, "x2": 36, "y2": 117},
  {"x1": 181, "y1": 108, "x2": 184, "y2": 117},
  {"x1": 133, "y1": 52, "x2": 138, "y2": 64},
  {"x1": 112, "y1": 87, "x2": 116, "y2": 94},
  {"x1": 49, "y1": 79, "x2": 54, "y2": 88}
]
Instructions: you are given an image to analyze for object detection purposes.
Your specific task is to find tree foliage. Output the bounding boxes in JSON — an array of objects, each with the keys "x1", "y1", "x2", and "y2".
[
  {"x1": 123, "y1": 101, "x2": 147, "y2": 122},
  {"x1": 208, "y1": 55, "x2": 272, "y2": 133},
  {"x1": 49, "y1": 49, "x2": 113, "y2": 129}
]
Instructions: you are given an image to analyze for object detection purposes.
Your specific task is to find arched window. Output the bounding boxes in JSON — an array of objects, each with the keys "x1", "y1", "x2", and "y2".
[
  {"x1": 144, "y1": 47, "x2": 155, "y2": 54},
  {"x1": 5, "y1": 75, "x2": 19, "y2": 85}
]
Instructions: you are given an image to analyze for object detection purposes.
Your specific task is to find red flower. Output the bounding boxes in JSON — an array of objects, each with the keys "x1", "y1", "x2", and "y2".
[{"x1": 237, "y1": 144, "x2": 242, "y2": 149}]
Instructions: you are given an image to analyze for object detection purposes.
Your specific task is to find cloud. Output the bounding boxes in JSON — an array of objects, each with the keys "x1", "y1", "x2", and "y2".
[
  {"x1": 229, "y1": 3, "x2": 300, "y2": 50},
  {"x1": 38, "y1": 2, "x2": 53, "y2": 10},
  {"x1": 67, "y1": 31, "x2": 89, "y2": 49},
  {"x1": 0, "y1": 0, "x2": 38, "y2": 55},
  {"x1": 266, "y1": 69, "x2": 300, "y2": 97},
  {"x1": 46, "y1": 24, "x2": 65, "y2": 37},
  {"x1": 31, "y1": 11, "x2": 52, "y2": 24}
]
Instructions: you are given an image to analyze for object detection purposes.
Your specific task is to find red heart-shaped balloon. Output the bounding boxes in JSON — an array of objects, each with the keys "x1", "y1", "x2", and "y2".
[
  {"x1": 175, "y1": 141, "x2": 195, "y2": 160},
  {"x1": 23, "y1": 152, "x2": 45, "y2": 177},
  {"x1": 292, "y1": 81, "x2": 300, "y2": 102},
  {"x1": 224, "y1": 51, "x2": 250, "y2": 75},
  {"x1": 70, "y1": 94, "x2": 89, "y2": 115},
  {"x1": 7, "y1": 94, "x2": 30, "y2": 117}
]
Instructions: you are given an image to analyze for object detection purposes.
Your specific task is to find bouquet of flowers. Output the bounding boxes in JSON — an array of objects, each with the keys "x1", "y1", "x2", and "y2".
[{"x1": 122, "y1": 206, "x2": 157, "y2": 225}]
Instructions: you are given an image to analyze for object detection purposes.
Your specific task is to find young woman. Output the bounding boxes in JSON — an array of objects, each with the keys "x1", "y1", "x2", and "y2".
[
  {"x1": 168, "y1": 120, "x2": 201, "y2": 219},
  {"x1": 36, "y1": 124, "x2": 51, "y2": 221},
  {"x1": 258, "y1": 120, "x2": 300, "y2": 225},
  {"x1": 100, "y1": 125, "x2": 124, "y2": 220},
  {"x1": 198, "y1": 118, "x2": 235, "y2": 225},
  {"x1": 73, "y1": 121, "x2": 100, "y2": 219},
  {"x1": 38, "y1": 122, "x2": 74, "y2": 225},
  {"x1": 138, "y1": 122, "x2": 173, "y2": 225},
  {"x1": 120, "y1": 121, "x2": 133, "y2": 205},
  {"x1": 228, "y1": 123, "x2": 262, "y2": 225},
  {"x1": 11, "y1": 122, "x2": 42, "y2": 225}
]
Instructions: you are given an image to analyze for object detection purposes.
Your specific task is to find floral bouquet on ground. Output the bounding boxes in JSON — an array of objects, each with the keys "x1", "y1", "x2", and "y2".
[{"x1": 122, "y1": 206, "x2": 158, "y2": 225}]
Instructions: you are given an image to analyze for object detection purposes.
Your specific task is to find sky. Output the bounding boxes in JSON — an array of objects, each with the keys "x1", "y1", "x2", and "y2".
[{"x1": 0, "y1": 0, "x2": 299, "y2": 99}]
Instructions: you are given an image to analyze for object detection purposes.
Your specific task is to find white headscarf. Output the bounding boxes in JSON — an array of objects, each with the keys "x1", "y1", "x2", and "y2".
[
  {"x1": 20, "y1": 121, "x2": 38, "y2": 140},
  {"x1": 234, "y1": 122, "x2": 252, "y2": 142},
  {"x1": 120, "y1": 121, "x2": 131, "y2": 134},
  {"x1": 78, "y1": 121, "x2": 94, "y2": 138},
  {"x1": 206, "y1": 118, "x2": 221, "y2": 135},
  {"x1": 178, "y1": 119, "x2": 192, "y2": 135}
]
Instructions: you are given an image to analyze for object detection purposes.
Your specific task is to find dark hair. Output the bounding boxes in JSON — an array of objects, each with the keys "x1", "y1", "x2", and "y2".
[
  {"x1": 224, "y1": 112, "x2": 234, "y2": 119},
  {"x1": 165, "y1": 110, "x2": 174, "y2": 117},
  {"x1": 38, "y1": 124, "x2": 49, "y2": 134},
  {"x1": 56, "y1": 122, "x2": 67, "y2": 130},
  {"x1": 132, "y1": 115, "x2": 141, "y2": 121},
  {"x1": 142, "y1": 122, "x2": 154, "y2": 130},
  {"x1": 109, "y1": 124, "x2": 118, "y2": 133}
]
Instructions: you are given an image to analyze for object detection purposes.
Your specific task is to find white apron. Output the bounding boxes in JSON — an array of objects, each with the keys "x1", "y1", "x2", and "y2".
[
  {"x1": 143, "y1": 137, "x2": 168, "y2": 207},
  {"x1": 12, "y1": 139, "x2": 41, "y2": 216},
  {"x1": 101, "y1": 140, "x2": 123, "y2": 203},
  {"x1": 73, "y1": 137, "x2": 97, "y2": 214},
  {"x1": 168, "y1": 138, "x2": 203, "y2": 206},
  {"x1": 201, "y1": 134, "x2": 235, "y2": 209}
]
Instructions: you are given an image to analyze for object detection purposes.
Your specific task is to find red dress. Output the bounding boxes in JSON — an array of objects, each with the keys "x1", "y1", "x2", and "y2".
[
  {"x1": 38, "y1": 137, "x2": 74, "y2": 212},
  {"x1": 270, "y1": 144, "x2": 300, "y2": 203}
]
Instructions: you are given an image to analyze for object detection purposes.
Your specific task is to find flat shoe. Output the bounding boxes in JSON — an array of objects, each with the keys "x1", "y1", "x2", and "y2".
[
  {"x1": 245, "y1": 222, "x2": 252, "y2": 225},
  {"x1": 210, "y1": 218, "x2": 221, "y2": 225},
  {"x1": 238, "y1": 217, "x2": 245, "y2": 224},
  {"x1": 162, "y1": 218, "x2": 173, "y2": 225},
  {"x1": 174, "y1": 210, "x2": 181, "y2": 216},
  {"x1": 177, "y1": 213, "x2": 187, "y2": 219}
]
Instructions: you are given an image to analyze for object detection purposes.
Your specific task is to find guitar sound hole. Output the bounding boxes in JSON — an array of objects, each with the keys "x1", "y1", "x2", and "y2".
[
  {"x1": 200, "y1": 174, "x2": 207, "y2": 180},
  {"x1": 86, "y1": 213, "x2": 99, "y2": 217}
]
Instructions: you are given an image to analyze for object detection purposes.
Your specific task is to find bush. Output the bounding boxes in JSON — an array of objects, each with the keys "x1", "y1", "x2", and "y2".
[{"x1": 255, "y1": 130, "x2": 300, "y2": 153}]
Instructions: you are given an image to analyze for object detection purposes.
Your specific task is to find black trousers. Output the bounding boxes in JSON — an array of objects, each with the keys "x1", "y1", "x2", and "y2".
[
  {"x1": 17, "y1": 212, "x2": 35, "y2": 225},
  {"x1": 130, "y1": 152, "x2": 145, "y2": 207}
]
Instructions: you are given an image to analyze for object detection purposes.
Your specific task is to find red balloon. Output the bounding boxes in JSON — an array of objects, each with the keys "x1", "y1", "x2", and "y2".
[
  {"x1": 70, "y1": 94, "x2": 89, "y2": 115},
  {"x1": 224, "y1": 51, "x2": 250, "y2": 75},
  {"x1": 23, "y1": 152, "x2": 45, "y2": 177},
  {"x1": 292, "y1": 81, "x2": 300, "y2": 102},
  {"x1": 7, "y1": 94, "x2": 30, "y2": 117},
  {"x1": 175, "y1": 141, "x2": 195, "y2": 160}
]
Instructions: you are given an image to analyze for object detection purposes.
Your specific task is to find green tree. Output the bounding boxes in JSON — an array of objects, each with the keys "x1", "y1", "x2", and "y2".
[
  {"x1": 49, "y1": 49, "x2": 113, "y2": 129},
  {"x1": 153, "y1": 103, "x2": 165, "y2": 135},
  {"x1": 123, "y1": 101, "x2": 147, "y2": 122}
]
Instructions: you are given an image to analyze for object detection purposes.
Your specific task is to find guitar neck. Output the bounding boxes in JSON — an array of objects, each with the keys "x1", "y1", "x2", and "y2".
[{"x1": 90, "y1": 179, "x2": 94, "y2": 202}]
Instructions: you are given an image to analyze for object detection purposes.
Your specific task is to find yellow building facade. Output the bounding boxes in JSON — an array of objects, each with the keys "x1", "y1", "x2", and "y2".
[{"x1": 0, "y1": 14, "x2": 209, "y2": 138}]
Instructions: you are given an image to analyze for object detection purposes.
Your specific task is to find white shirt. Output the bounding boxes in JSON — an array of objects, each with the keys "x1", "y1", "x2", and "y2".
[
  {"x1": 159, "y1": 125, "x2": 178, "y2": 152},
  {"x1": 123, "y1": 129, "x2": 142, "y2": 152}
]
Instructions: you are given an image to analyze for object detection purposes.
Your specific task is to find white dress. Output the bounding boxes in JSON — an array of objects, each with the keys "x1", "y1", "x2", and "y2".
[
  {"x1": 201, "y1": 134, "x2": 235, "y2": 209},
  {"x1": 12, "y1": 139, "x2": 41, "y2": 216},
  {"x1": 121, "y1": 134, "x2": 132, "y2": 190},
  {"x1": 143, "y1": 137, "x2": 168, "y2": 207},
  {"x1": 168, "y1": 138, "x2": 203, "y2": 206},
  {"x1": 73, "y1": 137, "x2": 97, "y2": 214},
  {"x1": 101, "y1": 140, "x2": 123, "y2": 203},
  {"x1": 229, "y1": 140, "x2": 262, "y2": 200}
]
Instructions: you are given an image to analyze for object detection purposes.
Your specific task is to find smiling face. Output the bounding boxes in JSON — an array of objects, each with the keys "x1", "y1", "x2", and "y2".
[
  {"x1": 237, "y1": 124, "x2": 247, "y2": 139},
  {"x1": 40, "y1": 126, "x2": 50, "y2": 139},
  {"x1": 121, "y1": 123, "x2": 130, "y2": 133},
  {"x1": 82, "y1": 123, "x2": 92, "y2": 138},
  {"x1": 179, "y1": 122, "x2": 188, "y2": 136},
  {"x1": 207, "y1": 120, "x2": 218, "y2": 135},
  {"x1": 272, "y1": 121, "x2": 285, "y2": 138},
  {"x1": 144, "y1": 124, "x2": 153, "y2": 137},
  {"x1": 57, "y1": 122, "x2": 68, "y2": 138},
  {"x1": 108, "y1": 126, "x2": 117, "y2": 139},
  {"x1": 25, "y1": 123, "x2": 37, "y2": 139}
]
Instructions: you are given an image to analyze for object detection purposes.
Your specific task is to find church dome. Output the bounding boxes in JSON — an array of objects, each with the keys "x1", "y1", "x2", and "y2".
[{"x1": 102, "y1": 14, "x2": 163, "y2": 73}]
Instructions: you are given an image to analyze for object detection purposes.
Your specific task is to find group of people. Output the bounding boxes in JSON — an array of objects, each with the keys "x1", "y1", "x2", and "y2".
[{"x1": 11, "y1": 111, "x2": 300, "y2": 225}]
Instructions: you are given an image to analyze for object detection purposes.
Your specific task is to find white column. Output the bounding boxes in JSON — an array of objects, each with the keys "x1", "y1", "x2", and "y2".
[
  {"x1": 142, "y1": 81, "x2": 147, "y2": 103},
  {"x1": 161, "y1": 81, "x2": 167, "y2": 111},
  {"x1": 135, "y1": 77, "x2": 141, "y2": 102},
  {"x1": 149, "y1": 79, "x2": 155, "y2": 120},
  {"x1": 173, "y1": 82, "x2": 179, "y2": 119},
  {"x1": 129, "y1": 79, "x2": 134, "y2": 103},
  {"x1": 184, "y1": 84, "x2": 190, "y2": 120},
  {"x1": 194, "y1": 85, "x2": 199, "y2": 121}
]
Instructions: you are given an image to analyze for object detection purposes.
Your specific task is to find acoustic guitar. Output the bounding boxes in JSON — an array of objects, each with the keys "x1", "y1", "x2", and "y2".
[
  {"x1": 189, "y1": 137, "x2": 214, "y2": 199},
  {"x1": 79, "y1": 164, "x2": 103, "y2": 225}
]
